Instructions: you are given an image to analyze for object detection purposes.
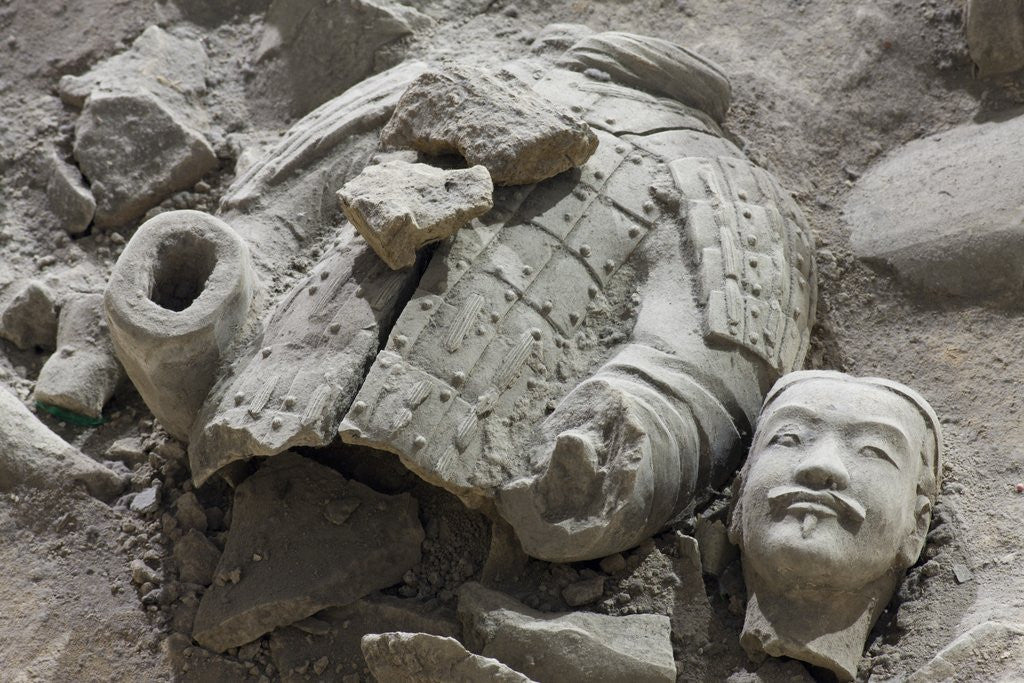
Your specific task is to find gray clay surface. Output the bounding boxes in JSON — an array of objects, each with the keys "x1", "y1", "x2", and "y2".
[{"x1": 1, "y1": 1, "x2": 1022, "y2": 682}]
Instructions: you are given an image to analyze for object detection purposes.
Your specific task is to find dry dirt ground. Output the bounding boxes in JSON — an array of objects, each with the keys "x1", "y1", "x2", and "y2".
[{"x1": 1, "y1": 0, "x2": 1022, "y2": 681}]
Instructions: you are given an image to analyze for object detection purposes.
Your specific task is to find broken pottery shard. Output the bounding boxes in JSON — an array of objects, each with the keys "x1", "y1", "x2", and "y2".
[
  {"x1": 965, "y1": 0, "x2": 1024, "y2": 77},
  {"x1": 730, "y1": 372, "x2": 942, "y2": 682},
  {"x1": 558, "y1": 31, "x2": 732, "y2": 123},
  {"x1": 34, "y1": 293, "x2": 125, "y2": 419},
  {"x1": 908, "y1": 621, "x2": 1024, "y2": 682},
  {"x1": 846, "y1": 111, "x2": 1024, "y2": 303},
  {"x1": 341, "y1": 32, "x2": 814, "y2": 562},
  {"x1": 380, "y1": 64, "x2": 599, "y2": 185},
  {"x1": 0, "y1": 384, "x2": 123, "y2": 500},
  {"x1": 361, "y1": 632, "x2": 535, "y2": 683},
  {"x1": 0, "y1": 279, "x2": 58, "y2": 350},
  {"x1": 105, "y1": 211, "x2": 255, "y2": 442},
  {"x1": 338, "y1": 161, "x2": 494, "y2": 270},
  {"x1": 269, "y1": 595, "x2": 459, "y2": 683},
  {"x1": 187, "y1": 231, "x2": 416, "y2": 484},
  {"x1": 250, "y1": 0, "x2": 432, "y2": 119},
  {"x1": 45, "y1": 151, "x2": 95, "y2": 235},
  {"x1": 73, "y1": 89, "x2": 217, "y2": 227},
  {"x1": 458, "y1": 582, "x2": 676, "y2": 683},
  {"x1": 192, "y1": 453, "x2": 423, "y2": 652},
  {"x1": 58, "y1": 25, "x2": 208, "y2": 109}
]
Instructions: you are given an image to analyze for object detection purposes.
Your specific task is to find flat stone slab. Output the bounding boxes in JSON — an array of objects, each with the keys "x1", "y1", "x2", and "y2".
[
  {"x1": 845, "y1": 112, "x2": 1024, "y2": 302},
  {"x1": 361, "y1": 632, "x2": 535, "y2": 683},
  {"x1": 380, "y1": 64, "x2": 598, "y2": 185},
  {"x1": 193, "y1": 452, "x2": 423, "y2": 652},
  {"x1": 458, "y1": 582, "x2": 676, "y2": 683},
  {"x1": 966, "y1": 0, "x2": 1024, "y2": 76},
  {"x1": 338, "y1": 160, "x2": 494, "y2": 270}
]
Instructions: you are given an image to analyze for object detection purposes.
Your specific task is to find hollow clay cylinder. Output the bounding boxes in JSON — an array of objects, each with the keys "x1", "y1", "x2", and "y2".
[{"x1": 104, "y1": 210, "x2": 254, "y2": 441}]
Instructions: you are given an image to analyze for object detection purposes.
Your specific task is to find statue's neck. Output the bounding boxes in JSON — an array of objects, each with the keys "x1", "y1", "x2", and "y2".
[{"x1": 740, "y1": 568, "x2": 897, "y2": 682}]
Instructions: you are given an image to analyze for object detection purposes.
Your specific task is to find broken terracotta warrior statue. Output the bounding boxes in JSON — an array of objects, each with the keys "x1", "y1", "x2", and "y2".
[
  {"x1": 729, "y1": 370, "x2": 942, "y2": 681},
  {"x1": 105, "y1": 28, "x2": 816, "y2": 563}
]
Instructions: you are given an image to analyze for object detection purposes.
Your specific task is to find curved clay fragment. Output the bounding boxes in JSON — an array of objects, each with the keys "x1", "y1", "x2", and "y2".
[{"x1": 0, "y1": 385, "x2": 124, "y2": 500}]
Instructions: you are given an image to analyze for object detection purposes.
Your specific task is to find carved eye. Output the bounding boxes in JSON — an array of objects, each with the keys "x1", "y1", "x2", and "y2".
[
  {"x1": 770, "y1": 432, "x2": 801, "y2": 447},
  {"x1": 859, "y1": 445, "x2": 895, "y2": 465}
]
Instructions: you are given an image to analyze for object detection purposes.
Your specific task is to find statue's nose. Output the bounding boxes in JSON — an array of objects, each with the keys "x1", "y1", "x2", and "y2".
[{"x1": 793, "y1": 435, "x2": 851, "y2": 490}]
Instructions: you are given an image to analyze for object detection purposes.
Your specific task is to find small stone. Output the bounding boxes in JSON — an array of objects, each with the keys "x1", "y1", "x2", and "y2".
[
  {"x1": 45, "y1": 151, "x2": 95, "y2": 235},
  {"x1": 380, "y1": 64, "x2": 598, "y2": 186},
  {"x1": 174, "y1": 529, "x2": 221, "y2": 586},
  {"x1": 561, "y1": 576, "x2": 604, "y2": 606},
  {"x1": 0, "y1": 280, "x2": 58, "y2": 351},
  {"x1": 175, "y1": 491, "x2": 208, "y2": 533},
  {"x1": 1015, "y1": 482, "x2": 1024, "y2": 493},
  {"x1": 131, "y1": 486, "x2": 160, "y2": 515},
  {"x1": 130, "y1": 559, "x2": 161, "y2": 586},
  {"x1": 952, "y1": 563, "x2": 973, "y2": 584},
  {"x1": 105, "y1": 437, "x2": 148, "y2": 467},
  {"x1": 599, "y1": 553, "x2": 627, "y2": 575},
  {"x1": 338, "y1": 161, "x2": 494, "y2": 270}
]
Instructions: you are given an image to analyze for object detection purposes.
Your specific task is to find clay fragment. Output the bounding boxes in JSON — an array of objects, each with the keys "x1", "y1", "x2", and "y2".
[
  {"x1": 192, "y1": 453, "x2": 423, "y2": 652},
  {"x1": 846, "y1": 112, "x2": 1024, "y2": 303},
  {"x1": 0, "y1": 384, "x2": 124, "y2": 500},
  {"x1": 380, "y1": 64, "x2": 599, "y2": 185},
  {"x1": 74, "y1": 90, "x2": 217, "y2": 227},
  {"x1": 362, "y1": 632, "x2": 535, "y2": 683},
  {"x1": 45, "y1": 152, "x2": 95, "y2": 235},
  {"x1": 458, "y1": 582, "x2": 676, "y2": 682},
  {"x1": 0, "y1": 279, "x2": 58, "y2": 350},
  {"x1": 338, "y1": 160, "x2": 494, "y2": 270},
  {"x1": 965, "y1": 0, "x2": 1024, "y2": 76},
  {"x1": 34, "y1": 293, "x2": 125, "y2": 419},
  {"x1": 249, "y1": 0, "x2": 432, "y2": 118},
  {"x1": 730, "y1": 371, "x2": 942, "y2": 681},
  {"x1": 58, "y1": 25, "x2": 208, "y2": 110}
]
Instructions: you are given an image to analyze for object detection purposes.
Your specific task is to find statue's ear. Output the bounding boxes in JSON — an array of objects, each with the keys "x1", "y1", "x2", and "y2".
[{"x1": 897, "y1": 494, "x2": 932, "y2": 569}]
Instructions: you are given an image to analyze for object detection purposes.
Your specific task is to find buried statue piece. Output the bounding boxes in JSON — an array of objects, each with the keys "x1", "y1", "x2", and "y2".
[
  {"x1": 729, "y1": 371, "x2": 942, "y2": 681},
  {"x1": 105, "y1": 29, "x2": 816, "y2": 563}
]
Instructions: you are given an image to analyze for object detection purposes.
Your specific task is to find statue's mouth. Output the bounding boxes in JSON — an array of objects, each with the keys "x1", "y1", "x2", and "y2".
[{"x1": 767, "y1": 485, "x2": 867, "y2": 525}]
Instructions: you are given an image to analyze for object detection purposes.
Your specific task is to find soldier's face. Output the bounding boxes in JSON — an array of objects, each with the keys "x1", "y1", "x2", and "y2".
[{"x1": 737, "y1": 380, "x2": 927, "y2": 590}]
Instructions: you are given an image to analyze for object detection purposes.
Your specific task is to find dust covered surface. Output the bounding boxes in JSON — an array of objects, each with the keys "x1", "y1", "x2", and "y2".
[{"x1": 1, "y1": 0, "x2": 1022, "y2": 681}]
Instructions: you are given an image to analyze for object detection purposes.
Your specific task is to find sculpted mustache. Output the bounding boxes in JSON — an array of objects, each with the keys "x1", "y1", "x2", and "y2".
[{"x1": 766, "y1": 485, "x2": 867, "y2": 524}]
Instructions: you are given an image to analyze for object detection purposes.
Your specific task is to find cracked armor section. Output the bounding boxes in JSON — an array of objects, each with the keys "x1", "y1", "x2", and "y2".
[{"x1": 339, "y1": 51, "x2": 815, "y2": 512}]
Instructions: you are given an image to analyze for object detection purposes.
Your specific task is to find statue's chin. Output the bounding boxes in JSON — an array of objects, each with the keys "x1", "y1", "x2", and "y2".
[{"x1": 745, "y1": 519, "x2": 880, "y2": 592}]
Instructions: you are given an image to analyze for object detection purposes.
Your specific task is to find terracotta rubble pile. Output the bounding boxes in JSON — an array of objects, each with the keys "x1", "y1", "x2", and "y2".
[{"x1": 3, "y1": 13, "x2": 973, "y2": 681}]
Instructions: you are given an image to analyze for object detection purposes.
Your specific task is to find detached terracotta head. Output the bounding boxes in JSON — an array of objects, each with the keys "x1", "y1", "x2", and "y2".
[{"x1": 729, "y1": 370, "x2": 942, "y2": 680}]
